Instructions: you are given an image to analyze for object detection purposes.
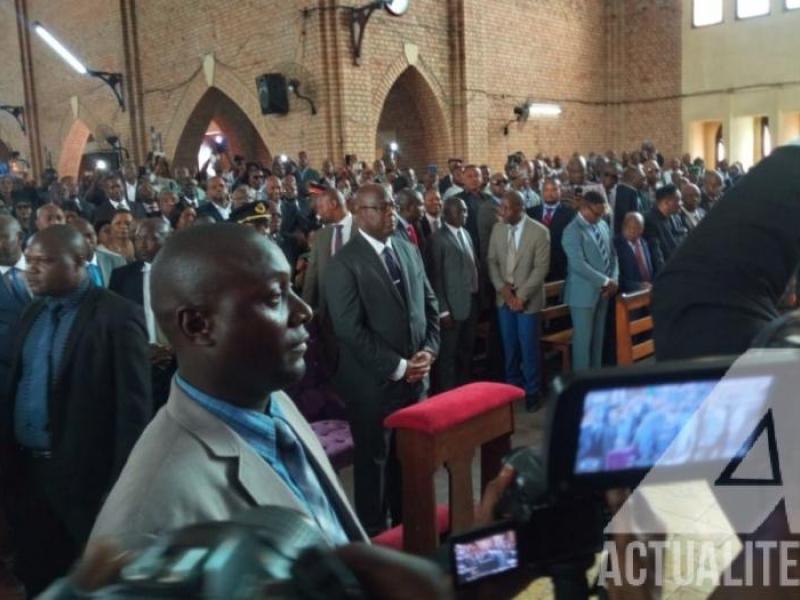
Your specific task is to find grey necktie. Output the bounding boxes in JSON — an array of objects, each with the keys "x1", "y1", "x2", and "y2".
[{"x1": 505, "y1": 225, "x2": 517, "y2": 285}]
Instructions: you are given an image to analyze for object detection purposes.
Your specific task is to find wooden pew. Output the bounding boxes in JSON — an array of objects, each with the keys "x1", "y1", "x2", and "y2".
[
  {"x1": 540, "y1": 280, "x2": 572, "y2": 373},
  {"x1": 615, "y1": 289, "x2": 655, "y2": 365}
]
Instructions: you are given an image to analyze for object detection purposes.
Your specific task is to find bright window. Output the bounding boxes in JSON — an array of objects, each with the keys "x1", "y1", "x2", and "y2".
[
  {"x1": 787, "y1": 0, "x2": 800, "y2": 10},
  {"x1": 694, "y1": 0, "x2": 723, "y2": 26},
  {"x1": 737, "y1": 0, "x2": 770, "y2": 18}
]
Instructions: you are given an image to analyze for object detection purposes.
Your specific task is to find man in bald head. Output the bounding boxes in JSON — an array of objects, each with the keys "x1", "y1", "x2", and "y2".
[
  {"x1": 91, "y1": 224, "x2": 367, "y2": 545},
  {"x1": 35, "y1": 202, "x2": 65, "y2": 232},
  {"x1": 2, "y1": 225, "x2": 151, "y2": 594},
  {"x1": 700, "y1": 169, "x2": 724, "y2": 212}
]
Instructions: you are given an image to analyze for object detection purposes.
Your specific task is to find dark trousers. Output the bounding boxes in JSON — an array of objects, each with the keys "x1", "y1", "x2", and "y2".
[
  {"x1": 434, "y1": 295, "x2": 479, "y2": 393},
  {"x1": 346, "y1": 400, "x2": 403, "y2": 536},
  {"x1": 5, "y1": 455, "x2": 81, "y2": 596}
]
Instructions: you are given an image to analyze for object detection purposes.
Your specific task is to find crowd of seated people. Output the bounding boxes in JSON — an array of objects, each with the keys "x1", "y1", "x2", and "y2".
[{"x1": 0, "y1": 138, "x2": 785, "y2": 597}]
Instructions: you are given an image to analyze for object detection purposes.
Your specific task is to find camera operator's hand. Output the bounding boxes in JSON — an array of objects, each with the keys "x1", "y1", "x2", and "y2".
[
  {"x1": 67, "y1": 540, "x2": 134, "y2": 593},
  {"x1": 474, "y1": 465, "x2": 516, "y2": 527},
  {"x1": 335, "y1": 544, "x2": 451, "y2": 600}
]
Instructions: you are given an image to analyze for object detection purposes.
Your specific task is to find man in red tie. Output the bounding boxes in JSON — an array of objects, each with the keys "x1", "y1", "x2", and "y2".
[
  {"x1": 394, "y1": 189, "x2": 424, "y2": 249},
  {"x1": 613, "y1": 212, "x2": 655, "y2": 293},
  {"x1": 527, "y1": 178, "x2": 576, "y2": 282}
]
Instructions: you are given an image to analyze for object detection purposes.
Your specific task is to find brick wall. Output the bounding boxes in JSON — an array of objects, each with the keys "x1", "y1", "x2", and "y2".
[
  {"x1": 0, "y1": 1, "x2": 31, "y2": 164},
  {"x1": 1, "y1": 0, "x2": 683, "y2": 180}
]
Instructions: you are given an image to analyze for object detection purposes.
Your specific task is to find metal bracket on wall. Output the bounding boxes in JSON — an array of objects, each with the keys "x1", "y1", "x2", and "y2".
[
  {"x1": 301, "y1": 1, "x2": 388, "y2": 67},
  {"x1": 0, "y1": 105, "x2": 26, "y2": 133},
  {"x1": 88, "y1": 70, "x2": 126, "y2": 111}
]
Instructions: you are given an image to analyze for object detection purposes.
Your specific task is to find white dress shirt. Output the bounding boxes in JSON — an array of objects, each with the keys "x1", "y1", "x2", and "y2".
[
  {"x1": 425, "y1": 213, "x2": 441, "y2": 232},
  {"x1": 0, "y1": 254, "x2": 26, "y2": 275},
  {"x1": 507, "y1": 221, "x2": 523, "y2": 250},
  {"x1": 125, "y1": 181, "x2": 138, "y2": 203},
  {"x1": 142, "y1": 262, "x2": 157, "y2": 344},
  {"x1": 210, "y1": 201, "x2": 232, "y2": 221},
  {"x1": 359, "y1": 230, "x2": 407, "y2": 381},
  {"x1": 109, "y1": 198, "x2": 130, "y2": 211},
  {"x1": 330, "y1": 212, "x2": 354, "y2": 255}
]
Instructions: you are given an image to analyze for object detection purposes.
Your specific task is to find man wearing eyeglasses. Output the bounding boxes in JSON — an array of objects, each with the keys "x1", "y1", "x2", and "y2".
[
  {"x1": 324, "y1": 184, "x2": 439, "y2": 536},
  {"x1": 562, "y1": 191, "x2": 619, "y2": 370}
]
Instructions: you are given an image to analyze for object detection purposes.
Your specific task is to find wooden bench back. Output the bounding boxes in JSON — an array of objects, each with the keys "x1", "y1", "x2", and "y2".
[{"x1": 615, "y1": 289, "x2": 655, "y2": 365}]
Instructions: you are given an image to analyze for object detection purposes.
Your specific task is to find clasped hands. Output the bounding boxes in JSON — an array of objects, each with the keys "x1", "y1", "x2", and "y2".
[
  {"x1": 404, "y1": 350, "x2": 434, "y2": 384},
  {"x1": 501, "y1": 284, "x2": 524, "y2": 312}
]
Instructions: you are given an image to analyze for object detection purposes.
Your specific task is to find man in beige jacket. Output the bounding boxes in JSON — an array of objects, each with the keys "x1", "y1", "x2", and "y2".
[
  {"x1": 488, "y1": 190, "x2": 550, "y2": 411},
  {"x1": 90, "y1": 224, "x2": 367, "y2": 545}
]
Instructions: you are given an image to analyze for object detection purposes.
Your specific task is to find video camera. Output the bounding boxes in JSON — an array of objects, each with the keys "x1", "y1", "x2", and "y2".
[
  {"x1": 83, "y1": 506, "x2": 363, "y2": 599},
  {"x1": 451, "y1": 354, "x2": 787, "y2": 595}
]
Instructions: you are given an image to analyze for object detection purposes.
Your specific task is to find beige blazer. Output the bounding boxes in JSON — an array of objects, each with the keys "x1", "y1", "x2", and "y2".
[
  {"x1": 487, "y1": 215, "x2": 551, "y2": 314},
  {"x1": 90, "y1": 383, "x2": 367, "y2": 544}
]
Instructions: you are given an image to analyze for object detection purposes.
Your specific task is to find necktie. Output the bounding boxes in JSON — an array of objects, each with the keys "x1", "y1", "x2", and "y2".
[
  {"x1": 543, "y1": 206, "x2": 555, "y2": 227},
  {"x1": 592, "y1": 225, "x2": 611, "y2": 274},
  {"x1": 457, "y1": 229, "x2": 479, "y2": 294},
  {"x1": 505, "y1": 225, "x2": 517, "y2": 284},
  {"x1": 634, "y1": 240, "x2": 650, "y2": 282},
  {"x1": 382, "y1": 247, "x2": 406, "y2": 301},
  {"x1": 433, "y1": 218, "x2": 440, "y2": 231},
  {"x1": 406, "y1": 224, "x2": 419, "y2": 246},
  {"x1": 47, "y1": 304, "x2": 64, "y2": 387},
  {"x1": 5, "y1": 267, "x2": 30, "y2": 303},
  {"x1": 273, "y1": 415, "x2": 349, "y2": 545},
  {"x1": 333, "y1": 224, "x2": 343, "y2": 255},
  {"x1": 87, "y1": 263, "x2": 104, "y2": 287}
]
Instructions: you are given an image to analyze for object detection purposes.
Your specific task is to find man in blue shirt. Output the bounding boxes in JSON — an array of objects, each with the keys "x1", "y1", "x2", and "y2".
[{"x1": 2, "y1": 225, "x2": 151, "y2": 595}]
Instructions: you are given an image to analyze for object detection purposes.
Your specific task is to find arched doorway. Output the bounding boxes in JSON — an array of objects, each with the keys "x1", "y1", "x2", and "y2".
[
  {"x1": 375, "y1": 67, "x2": 449, "y2": 173},
  {"x1": 173, "y1": 87, "x2": 271, "y2": 171}
]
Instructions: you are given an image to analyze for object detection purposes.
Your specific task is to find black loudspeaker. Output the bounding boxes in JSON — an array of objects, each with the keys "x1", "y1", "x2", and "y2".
[{"x1": 256, "y1": 73, "x2": 289, "y2": 115}]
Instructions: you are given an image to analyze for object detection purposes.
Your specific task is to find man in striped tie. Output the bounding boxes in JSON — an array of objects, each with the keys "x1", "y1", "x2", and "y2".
[{"x1": 562, "y1": 191, "x2": 619, "y2": 369}]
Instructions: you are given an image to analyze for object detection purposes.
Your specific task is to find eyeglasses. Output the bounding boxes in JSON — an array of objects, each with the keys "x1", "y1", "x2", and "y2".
[{"x1": 359, "y1": 202, "x2": 395, "y2": 213}]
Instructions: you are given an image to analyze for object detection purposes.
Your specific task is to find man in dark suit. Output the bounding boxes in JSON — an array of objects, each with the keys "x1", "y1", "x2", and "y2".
[
  {"x1": 438, "y1": 158, "x2": 463, "y2": 197},
  {"x1": 394, "y1": 188, "x2": 424, "y2": 248},
  {"x1": 419, "y1": 188, "x2": 443, "y2": 243},
  {"x1": 457, "y1": 165, "x2": 492, "y2": 253},
  {"x1": 613, "y1": 166, "x2": 645, "y2": 235},
  {"x1": 528, "y1": 177, "x2": 575, "y2": 282},
  {"x1": 654, "y1": 145, "x2": 800, "y2": 360},
  {"x1": 110, "y1": 218, "x2": 174, "y2": 409},
  {"x1": 1, "y1": 225, "x2": 151, "y2": 594},
  {"x1": 700, "y1": 169, "x2": 724, "y2": 212},
  {"x1": 196, "y1": 176, "x2": 232, "y2": 222},
  {"x1": 324, "y1": 184, "x2": 439, "y2": 535},
  {"x1": 93, "y1": 175, "x2": 147, "y2": 224},
  {"x1": 643, "y1": 184, "x2": 687, "y2": 270},
  {"x1": 425, "y1": 196, "x2": 479, "y2": 392},
  {"x1": 0, "y1": 216, "x2": 31, "y2": 390},
  {"x1": 614, "y1": 212, "x2": 655, "y2": 293}
]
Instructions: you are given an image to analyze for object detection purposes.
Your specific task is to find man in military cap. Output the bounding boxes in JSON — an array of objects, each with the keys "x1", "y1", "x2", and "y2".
[{"x1": 229, "y1": 201, "x2": 302, "y2": 274}]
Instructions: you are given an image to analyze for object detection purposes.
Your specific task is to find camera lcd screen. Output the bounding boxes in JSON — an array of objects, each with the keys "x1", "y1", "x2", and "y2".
[
  {"x1": 573, "y1": 376, "x2": 773, "y2": 474},
  {"x1": 452, "y1": 528, "x2": 519, "y2": 585}
]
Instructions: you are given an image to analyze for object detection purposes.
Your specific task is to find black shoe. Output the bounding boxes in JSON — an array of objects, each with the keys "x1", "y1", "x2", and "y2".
[{"x1": 525, "y1": 392, "x2": 544, "y2": 412}]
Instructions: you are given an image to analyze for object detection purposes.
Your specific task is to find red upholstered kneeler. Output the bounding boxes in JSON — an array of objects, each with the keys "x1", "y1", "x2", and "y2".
[{"x1": 375, "y1": 382, "x2": 523, "y2": 555}]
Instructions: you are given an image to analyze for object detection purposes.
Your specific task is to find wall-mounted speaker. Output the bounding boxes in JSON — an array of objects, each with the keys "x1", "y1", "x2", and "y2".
[{"x1": 256, "y1": 73, "x2": 289, "y2": 115}]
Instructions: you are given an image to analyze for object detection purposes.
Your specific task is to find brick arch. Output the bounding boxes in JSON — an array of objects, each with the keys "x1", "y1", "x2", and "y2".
[
  {"x1": 374, "y1": 64, "x2": 451, "y2": 172},
  {"x1": 58, "y1": 119, "x2": 93, "y2": 179},
  {"x1": 165, "y1": 67, "x2": 271, "y2": 169}
]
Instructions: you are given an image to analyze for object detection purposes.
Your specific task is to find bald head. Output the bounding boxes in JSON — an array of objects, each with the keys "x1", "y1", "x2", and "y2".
[
  {"x1": 151, "y1": 224, "x2": 312, "y2": 404},
  {"x1": 0, "y1": 214, "x2": 23, "y2": 266},
  {"x1": 24, "y1": 224, "x2": 88, "y2": 297},
  {"x1": 704, "y1": 170, "x2": 723, "y2": 199},
  {"x1": 681, "y1": 182, "x2": 701, "y2": 210},
  {"x1": 36, "y1": 203, "x2": 66, "y2": 231},
  {"x1": 134, "y1": 218, "x2": 171, "y2": 263},
  {"x1": 621, "y1": 211, "x2": 645, "y2": 243}
]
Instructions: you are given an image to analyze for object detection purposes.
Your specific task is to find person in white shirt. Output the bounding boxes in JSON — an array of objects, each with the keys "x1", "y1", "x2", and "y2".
[{"x1": 679, "y1": 182, "x2": 706, "y2": 231}]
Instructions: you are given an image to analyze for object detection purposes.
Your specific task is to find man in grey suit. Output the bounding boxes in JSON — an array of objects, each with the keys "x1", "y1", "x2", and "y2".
[
  {"x1": 487, "y1": 190, "x2": 550, "y2": 410},
  {"x1": 562, "y1": 191, "x2": 619, "y2": 370},
  {"x1": 425, "y1": 196, "x2": 479, "y2": 392},
  {"x1": 324, "y1": 184, "x2": 440, "y2": 535},
  {"x1": 91, "y1": 224, "x2": 367, "y2": 545},
  {"x1": 71, "y1": 218, "x2": 126, "y2": 287}
]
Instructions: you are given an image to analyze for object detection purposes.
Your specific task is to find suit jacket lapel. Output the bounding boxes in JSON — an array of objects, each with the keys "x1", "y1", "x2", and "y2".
[{"x1": 354, "y1": 234, "x2": 405, "y2": 308}]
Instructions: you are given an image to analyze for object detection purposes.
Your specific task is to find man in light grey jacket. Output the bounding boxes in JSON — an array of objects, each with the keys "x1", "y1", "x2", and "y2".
[{"x1": 487, "y1": 190, "x2": 550, "y2": 410}]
